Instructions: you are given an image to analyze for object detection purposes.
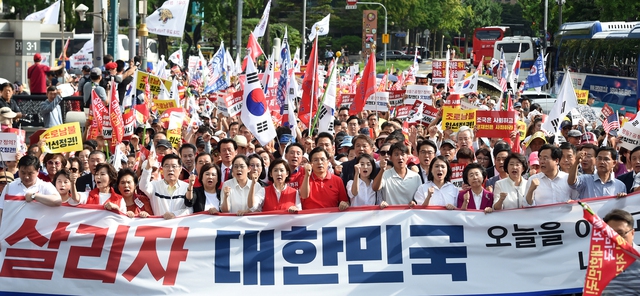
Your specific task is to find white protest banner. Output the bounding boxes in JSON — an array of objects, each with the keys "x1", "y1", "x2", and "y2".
[
  {"x1": 388, "y1": 90, "x2": 405, "y2": 107},
  {"x1": 2, "y1": 195, "x2": 638, "y2": 295},
  {"x1": 69, "y1": 52, "x2": 93, "y2": 68},
  {"x1": 0, "y1": 132, "x2": 18, "y2": 160},
  {"x1": 363, "y1": 92, "x2": 389, "y2": 112},
  {"x1": 570, "y1": 108, "x2": 584, "y2": 125},
  {"x1": 225, "y1": 91, "x2": 244, "y2": 117},
  {"x1": 56, "y1": 83, "x2": 76, "y2": 97},
  {"x1": 404, "y1": 85, "x2": 433, "y2": 106},
  {"x1": 432, "y1": 59, "x2": 467, "y2": 84},
  {"x1": 618, "y1": 118, "x2": 640, "y2": 150}
]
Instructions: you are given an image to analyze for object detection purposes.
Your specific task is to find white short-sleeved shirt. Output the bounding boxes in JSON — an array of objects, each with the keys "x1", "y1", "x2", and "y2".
[
  {"x1": 524, "y1": 171, "x2": 578, "y2": 206},
  {"x1": 379, "y1": 168, "x2": 422, "y2": 205},
  {"x1": 0, "y1": 178, "x2": 61, "y2": 210},
  {"x1": 413, "y1": 181, "x2": 458, "y2": 206},
  {"x1": 222, "y1": 178, "x2": 265, "y2": 213},
  {"x1": 347, "y1": 178, "x2": 377, "y2": 206}
]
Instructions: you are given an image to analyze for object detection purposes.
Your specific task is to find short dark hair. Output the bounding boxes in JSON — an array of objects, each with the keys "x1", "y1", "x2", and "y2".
[
  {"x1": 630, "y1": 145, "x2": 640, "y2": 159},
  {"x1": 417, "y1": 139, "x2": 437, "y2": 153},
  {"x1": 355, "y1": 153, "x2": 376, "y2": 172},
  {"x1": 195, "y1": 152, "x2": 212, "y2": 165},
  {"x1": 603, "y1": 209, "x2": 634, "y2": 228},
  {"x1": 18, "y1": 155, "x2": 40, "y2": 171},
  {"x1": 248, "y1": 154, "x2": 266, "y2": 180},
  {"x1": 596, "y1": 146, "x2": 618, "y2": 161},
  {"x1": 217, "y1": 138, "x2": 238, "y2": 151},
  {"x1": 579, "y1": 144, "x2": 598, "y2": 154},
  {"x1": 315, "y1": 132, "x2": 334, "y2": 145},
  {"x1": 89, "y1": 149, "x2": 106, "y2": 160},
  {"x1": 115, "y1": 169, "x2": 138, "y2": 195},
  {"x1": 46, "y1": 85, "x2": 57, "y2": 92},
  {"x1": 338, "y1": 106, "x2": 350, "y2": 114},
  {"x1": 462, "y1": 163, "x2": 487, "y2": 185},
  {"x1": 161, "y1": 153, "x2": 182, "y2": 167},
  {"x1": 285, "y1": 142, "x2": 305, "y2": 154},
  {"x1": 539, "y1": 144, "x2": 562, "y2": 161},
  {"x1": 389, "y1": 142, "x2": 408, "y2": 156},
  {"x1": 347, "y1": 115, "x2": 360, "y2": 125},
  {"x1": 492, "y1": 142, "x2": 512, "y2": 158},
  {"x1": 68, "y1": 157, "x2": 84, "y2": 173},
  {"x1": 456, "y1": 146, "x2": 475, "y2": 161},
  {"x1": 43, "y1": 153, "x2": 68, "y2": 168},
  {"x1": 309, "y1": 147, "x2": 330, "y2": 161},
  {"x1": 559, "y1": 142, "x2": 577, "y2": 154},
  {"x1": 503, "y1": 153, "x2": 528, "y2": 175},
  {"x1": 229, "y1": 121, "x2": 240, "y2": 129},
  {"x1": 179, "y1": 143, "x2": 197, "y2": 155},
  {"x1": 232, "y1": 154, "x2": 250, "y2": 167},
  {"x1": 52, "y1": 169, "x2": 71, "y2": 185},
  {"x1": 94, "y1": 163, "x2": 118, "y2": 187},
  {"x1": 0, "y1": 82, "x2": 14, "y2": 92},
  {"x1": 268, "y1": 158, "x2": 291, "y2": 183},
  {"x1": 428, "y1": 156, "x2": 452, "y2": 182},
  {"x1": 198, "y1": 163, "x2": 221, "y2": 189},
  {"x1": 367, "y1": 113, "x2": 378, "y2": 120}
]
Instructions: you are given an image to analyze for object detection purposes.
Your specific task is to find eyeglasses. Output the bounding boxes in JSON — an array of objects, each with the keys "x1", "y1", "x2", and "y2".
[
  {"x1": 69, "y1": 168, "x2": 79, "y2": 173},
  {"x1": 312, "y1": 158, "x2": 328, "y2": 163},
  {"x1": 163, "y1": 164, "x2": 180, "y2": 170},
  {"x1": 617, "y1": 229, "x2": 633, "y2": 237},
  {"x1": 47, "y1": 160, "x2": 61, "y2": 166},
  {"x1": 378, "y1": 150, "x2": 389, "y2": 156},
  {"x1": 419, "y1": 150, "x2": 436, "y2": 156}
]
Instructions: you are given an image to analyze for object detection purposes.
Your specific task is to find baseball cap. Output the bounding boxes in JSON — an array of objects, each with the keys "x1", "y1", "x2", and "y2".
[
  {"x1": 567, "y1": 130, "x2": 583, "y2": 138},
  {"x1": 340, "y1": 136, "x2": 354, "y2": 148},
  {"x1": 233, "y1": 135, "x2": 248, "y2": 147},
  {"x1": 82, "y1": 65, "x2": 91, "y2": 72},
  {"x1": 90, "y1": 67, "x2": 102, "y2": 77},
  {"x1": 105, "y1": 62, "x2": 117, "y2": 70},
  {"x1": 33, "y1": 53, "x2": 42, "y2": 62},
  {"x1": 525, "y1": 131, "x2": 548, "y2": 147},
  {"x1": 514, "y1": 102, "x2": 522, "y2": 108},
  {"x1": 156, "y1": 139, "x2": 172, "y2": 149},
  {"x1": 441, "y1": 139, "x2": 457, "y2": 149},
  {"x1": 560, "y1": 120, "x2": 572, "y2": 129},
  {"x1": 196, "y1": 137, "x2": 206, "y2": 148},
  {"x1": 528, "y1": 152, "x2": 539, "y2": 166},
  {"x1": 581, "y1": 132, "x2": 597, "y2": 144}
]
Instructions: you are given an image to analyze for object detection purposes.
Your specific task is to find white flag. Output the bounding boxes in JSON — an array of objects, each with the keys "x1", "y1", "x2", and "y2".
[
  {"x1": 168, "y1": 48, "x2": 183, "y2": 67},
  {"x1": 253, "y1": 0, "x2": 272, "y2": 38},
  {"x1": 262, "y1": 54, "x2": 276, "y2": 91},
  {"x1": 241, "y1": 58, "x2": 277, "y2": 146},
  {"x1": 541, "y1": 71, "x2": 579, "y2": 134},
  {"x1": 25, "y1": 0, "x2": 60, "y2": 25},
  {"x1": 224, "y1": 49, "x2": 237, "y2": 78},
  {"x1": 146, "y1": 0, "x2": 189, "y2": 38},
  {"x1": 170, "y1": 78, "x2": 180, "y2": 106},
  {"x1": 318, "y1": 63, "x2": 338, "y2": 134},
  {"x1": 308, "y1": 14, "x2": 331, "y2": 42},
  {"x1": 452, "y1": 71, "x2": 478, "y2": 95}
]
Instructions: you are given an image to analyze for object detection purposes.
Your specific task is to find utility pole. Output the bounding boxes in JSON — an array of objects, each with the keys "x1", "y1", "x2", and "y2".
[{"x1": 138, "y1": 0, "x2": 148, "y2": 71}]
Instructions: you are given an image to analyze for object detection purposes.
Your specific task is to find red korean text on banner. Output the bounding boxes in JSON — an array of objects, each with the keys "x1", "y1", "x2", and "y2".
[
  {"x1": 581, "y1": 202, "x2": 640, "y2": 295},
  {"x1": 389, "y1": 90, "x2": 406, "y2": 107},
  {"x1": 475, "y1": 110, "x2": 517, "y2": 138},
  {"x1": 443, "y1": 93, "x2": 461, "y2": 108},
  {"x1": 110, "y1": 81, "x2": 124, "y2": 143},
  {"x1": 451, "y1": 163, "x2": 467, "y2": 188},
  {"x1": 88, "y1": 90, "x2": 107, "y2": 139}
]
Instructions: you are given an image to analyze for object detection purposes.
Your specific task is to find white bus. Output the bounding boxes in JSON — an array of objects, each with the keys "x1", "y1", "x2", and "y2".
[{"x1": 493, "y1": 36, "x2": 539, "y2": 81}]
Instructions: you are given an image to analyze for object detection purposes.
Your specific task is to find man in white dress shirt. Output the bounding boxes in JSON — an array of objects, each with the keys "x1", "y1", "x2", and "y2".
[{"x1": 525, "y1": 144, "x2": 578, "y2": 206}]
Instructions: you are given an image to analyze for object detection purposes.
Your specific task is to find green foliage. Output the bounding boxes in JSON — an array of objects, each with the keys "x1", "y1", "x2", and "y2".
[
  {"x1": 331, "y1": 35, "x2": 361, "y2": 52},
  {"x1": 462, "y1": 0, "x2": 503, "y2": 34}
]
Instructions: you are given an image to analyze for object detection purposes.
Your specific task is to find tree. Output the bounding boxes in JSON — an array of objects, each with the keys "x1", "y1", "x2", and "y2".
[
  {"x1": 593, "y1": 0, "x2": 640, "y2": 21},
  {"x1": 461, "y1": 0, "x2": 503, "y2": 55}
]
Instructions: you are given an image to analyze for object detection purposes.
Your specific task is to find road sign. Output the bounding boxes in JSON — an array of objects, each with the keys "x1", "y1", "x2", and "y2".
[
  {"x1": 347, "y1": 0, "x2": 357, "y2": 5},
  {"x1": 345, "y1": 4, "x2": 357, "y2": 9},
  {"x1": 382, "y1": 34, "x2": 389, "y2": 44}
]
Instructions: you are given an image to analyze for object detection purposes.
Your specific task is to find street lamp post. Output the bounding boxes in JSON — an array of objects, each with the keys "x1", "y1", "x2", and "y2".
[
  {"x1": 356, "y1": 1, "x2": 387, "y2": 67},
  {"x1": 75, "y1": 3, "x2": 107, "y2": 67},
  {"x1": 302, "y1": 0, "x2": 307, "y2": 62},
  {"x1": 138, "y1": 0, "x2": 148, "y2": 71}
]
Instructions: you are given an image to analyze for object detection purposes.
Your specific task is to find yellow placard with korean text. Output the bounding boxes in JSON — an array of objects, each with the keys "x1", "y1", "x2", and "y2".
[
  {"x1": 153, "y1": 99, "x2": 178, "y2": 113},
  {"x1": 441, "y1": 107, "x2": 476, "y2": 132},
  {"x1": 136, "y1": 71, "x2": 172, "y2": 95},
  {"x1": 576, "y1": 90, "x2": 589, "y2": 105},
  {"x1": 167, "y1": 128, "x2": 181, "y2": 149},
  {"x1": 39, "y1": 122, "x2": 83, "y2": 153}
]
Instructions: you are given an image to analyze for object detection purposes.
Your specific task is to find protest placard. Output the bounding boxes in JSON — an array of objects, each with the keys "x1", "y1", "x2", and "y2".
[
  {"x1": 475, "y1": 110, "x2": 517, "y2": 138},
  {"x1": 575, "y1": 90, "x2": 589, "y2": 105},
  {"x1": 432, "y1": 59, "x2": 467, "y2": 84},
  {"x1": 225, "y1": 91, "x2": 244, "y2": 117},
  {"x1": 153, "y1": 99, "x2": 178, "y2": 113},
  {"x1": 404, "y1": 85, "x2": 433, "y2": 106},
  {"x1": 39, "y1": 122, "x2": 83, "y2": 153},
  {"x1": 388, "y1": 90, "x2": 406, "y2": 106},
  {"x1": 442, "y1": 107, "x2": 476, "y2": 131},
  {"x1": 451, "y1": 163, "x2": 467, "y2": 188},
  {"x1": 0, "y1": 133, "x2": 18, "y2": 161},
  {"x1": 135, "y1": 71, "x2": 172, "y2": 95},
  {"x1": 337, "y1": 93, "x2": 355, "y2": 109},
  {"x1": 364, "y1": 92, "x2": 389, "y2": 112},
  {"x1": 618, "y1": 118, "x2": 640, "y2": 150}
]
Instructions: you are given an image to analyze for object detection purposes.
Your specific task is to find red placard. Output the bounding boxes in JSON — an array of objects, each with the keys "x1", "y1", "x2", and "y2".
[
  {"x1": 451, "y1": 163, "x2": 467, "y2": 188},
  {"x1": 475, "y1": 110, "x2": 517, "y2": 138}
]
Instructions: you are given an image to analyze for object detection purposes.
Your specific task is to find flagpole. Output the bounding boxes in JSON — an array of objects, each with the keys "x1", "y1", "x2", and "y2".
[
  {"x1": 309, "y1": 59, "x2": 336, "y2": 135},
  {"x1": 309, "y1": 37, "x2": 318, "y2": 132}
]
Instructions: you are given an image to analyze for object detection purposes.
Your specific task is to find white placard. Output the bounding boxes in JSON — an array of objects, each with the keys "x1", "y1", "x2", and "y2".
[{"x1": 404, "y1": 85, "x2": 433, "y2": 106}]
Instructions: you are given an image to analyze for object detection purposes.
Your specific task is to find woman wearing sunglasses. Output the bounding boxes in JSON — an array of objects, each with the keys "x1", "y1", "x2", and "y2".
[{"x1": 40, "y1": 154, "x2": 67, "y2": 183}]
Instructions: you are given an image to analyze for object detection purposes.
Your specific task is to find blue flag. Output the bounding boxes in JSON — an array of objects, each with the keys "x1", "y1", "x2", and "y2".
[
  {"x1": 203, "y1": 42, "x2": 229, "y2": 94},
  {"x1": 524, "y1": 54, "x2": 548, "y2": 89}
]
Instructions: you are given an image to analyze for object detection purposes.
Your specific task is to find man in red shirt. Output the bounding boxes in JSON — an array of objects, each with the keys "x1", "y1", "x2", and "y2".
[
  {"x1": 299, "y1": 147, "x2": 349, "y2": 210},
  {"x1": 27, "y1": 53, "x2": 50, "y2": 95}
]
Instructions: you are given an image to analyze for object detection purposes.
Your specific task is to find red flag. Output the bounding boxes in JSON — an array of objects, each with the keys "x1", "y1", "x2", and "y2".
[
  {"x1": 109, "y1": 80, "x2": 124, "y2": 143},
  {"x1": 582, "y1": 202, "x2": 640, "y2": 295},
  {"x1": 242, "y1": 32, "x2": 265, "y2": 71},
  {"x1": 299, "y1": 38, "x2": 319, "y2": 127},
  {"x1": 350, "y1": 52, "x2": 376, "y2": 115},
  {"x1": 377, "y1": 69, "x2": 388, "y2": 92},
  {"x1": 88, "y1": 90, "x2": 107, "y2": 139}
]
